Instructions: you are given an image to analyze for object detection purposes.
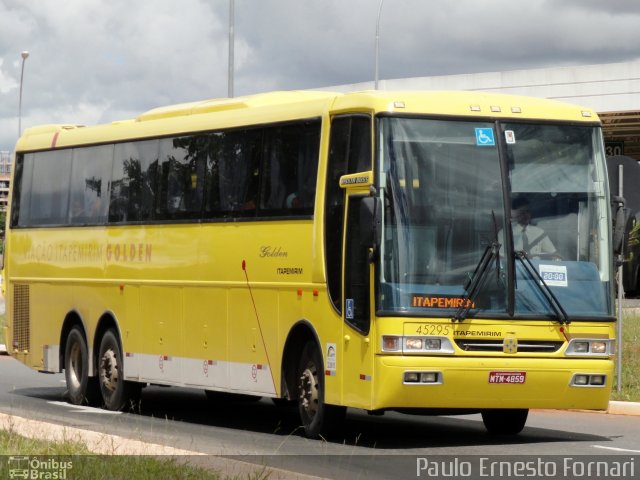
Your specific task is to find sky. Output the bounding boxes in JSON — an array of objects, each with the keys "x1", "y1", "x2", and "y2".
[{"x1": 1, "y1": 0, "x2": 640, "y2": 151}]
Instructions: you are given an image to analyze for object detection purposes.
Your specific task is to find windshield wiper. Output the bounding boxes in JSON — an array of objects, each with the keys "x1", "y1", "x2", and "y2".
[
  {"x1": 451, "y1": 241, "x2": 500, "y2": 322},
  {"x1": 515, "y1": 251, "x2": 571, "y2": 325},
  {"x1": 452, "y1": 213, "x2": 502, "y2": 322}
]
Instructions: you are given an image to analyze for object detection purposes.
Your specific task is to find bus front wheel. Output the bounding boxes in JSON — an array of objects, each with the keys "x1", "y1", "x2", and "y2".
[
  {"x1": 481, "y1": 408, "x2": 529, "y2": 435},
  {"x1": 64, "y1": 327, "x2": 99, "y2": 405},
  {"x1": 296, "y1": 341, "x2": 345, "y2": 438},
  {"x1": 98, "y1": 329, "x2": 140, "y2": 411}
]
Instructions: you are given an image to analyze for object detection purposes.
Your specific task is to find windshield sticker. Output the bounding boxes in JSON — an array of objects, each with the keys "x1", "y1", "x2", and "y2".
[
  {"x1": 505, "y1": 130, "x2": 516, "y2": 144},
  {"x1": 538, "y1": 264, "x2": 568, "y2": 287},
  {"x1": 475, "y1": 128, "x2": 495, "y2": 147},
  {"x1": 412, "y1": 294, "x2": 476, "y2": 309}
]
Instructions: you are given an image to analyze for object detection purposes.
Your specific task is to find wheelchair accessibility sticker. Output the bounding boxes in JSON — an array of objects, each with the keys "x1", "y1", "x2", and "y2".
[
  {"x1": 475, "y1": 128, "x2": 495, "y2": 146},
  {"x1": 345, "y1": 298, "x2": 354, "y2": 320}
]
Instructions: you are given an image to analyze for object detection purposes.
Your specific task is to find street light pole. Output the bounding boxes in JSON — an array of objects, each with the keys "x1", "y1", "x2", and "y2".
[
  {"x1": 18, "y1": 51, "x2": 30, "y2": 137},
  {"x1": 374, "y1": 0, "x2": 384, "y2": 90},
  {"x1": 228, "y1": 0, "x2": 235, "y2": 98}
]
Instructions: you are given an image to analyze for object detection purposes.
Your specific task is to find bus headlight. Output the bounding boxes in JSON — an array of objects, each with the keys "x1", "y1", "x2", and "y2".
[
  {"x1": 565, "y1": 339, "x2": 613, "y2": 357},
  {"x1": 405, "y1": 337, "x2": 423, "y2": 350},
  {"x1": 420, "y1": 372, "x2": 439, "y2": 383},
  {"x1": 425, "y1": 338, "x2": 442, "y2": 350},
  {"x1": 403, "y1": 371, "x2": 442, "y2": 384},
  {"x1": 573, "y1": 341, "x2": 590, "y2": 353},
  {"x1": 573, "y1": 374, "x2": 589, "y2": 385},
  {"x1": 570, "y1": 373, "x2": 608, "y2": 387},
  {"x1": 381, "y1": 336, "x2": 454, "y2": 354},
  {"x1": 404, "y1": 372, "x2": 419, "y2": 382},
  {"x1": 405, "y1": 337, "x2": 443, "y2": 351}
]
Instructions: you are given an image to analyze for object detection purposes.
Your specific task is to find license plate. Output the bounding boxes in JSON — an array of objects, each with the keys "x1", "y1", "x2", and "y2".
[{"x1": 488, "y1": 371, "x2": 526, "y2": 384}]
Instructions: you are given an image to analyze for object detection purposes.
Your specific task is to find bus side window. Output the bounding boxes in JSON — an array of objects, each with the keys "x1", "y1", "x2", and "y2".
[
  {"x1": 11, "y1": 153, "x2": 32, "y2": 227},
  {"x1": 156, "y1": 136, "x2": 207, "y2": 220},
  {"x1": 215, "y1": 129, "x2": 261, "y2": 217},
  {"x1": 260, "y1": 121, "x2": 320, "y2": 216},
  {"x1": 29, "y1": 150, "x2": 72, "y2": 226},
  {"x1": 69, "y1": 145, "x2": 113, "y2": 225},
  {"x1": 110, "y1": 140, "x2": 160, "y2": 223}
]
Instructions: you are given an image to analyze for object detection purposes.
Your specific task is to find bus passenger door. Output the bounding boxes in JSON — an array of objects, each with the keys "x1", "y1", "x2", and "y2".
[{"x1": 342, "y1": 194, "x2": 376, "y2": 409}]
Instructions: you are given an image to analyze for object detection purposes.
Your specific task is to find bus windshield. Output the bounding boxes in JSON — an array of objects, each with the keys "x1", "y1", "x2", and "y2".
[{"x1": 377, "y1": 117, "x2": 613, "y2": 320}]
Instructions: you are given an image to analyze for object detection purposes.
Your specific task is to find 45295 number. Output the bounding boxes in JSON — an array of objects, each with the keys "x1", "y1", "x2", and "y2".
[{"x1": 414, "y1": 324, "x2": 451, "y2": 335}]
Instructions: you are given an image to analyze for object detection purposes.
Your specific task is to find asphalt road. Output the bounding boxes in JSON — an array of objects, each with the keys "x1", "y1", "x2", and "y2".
[{"x1": 1, "y1": 355, "x2": 639, "y2": 479}]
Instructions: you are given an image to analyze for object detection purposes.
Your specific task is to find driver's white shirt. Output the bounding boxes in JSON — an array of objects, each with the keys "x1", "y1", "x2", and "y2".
[{"x1": 512, "y1": 223, "x2": 556, "y2": 255}]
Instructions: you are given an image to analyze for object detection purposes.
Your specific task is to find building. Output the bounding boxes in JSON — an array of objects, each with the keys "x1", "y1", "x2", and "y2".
[
  {"x1": 0, "y1": 151, "x2": 11, "y2": 212},
  {"x1": 329, "y1": 59, "x2": 640, "y2": 161}
]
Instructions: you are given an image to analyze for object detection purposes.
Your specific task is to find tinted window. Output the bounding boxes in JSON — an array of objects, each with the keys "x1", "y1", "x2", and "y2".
[
  {"x1": 11, "y1": 153, "x2": 31, "y2": 227},
  {"x1": 109, "y1": 140, "x2": 160, "y2": 222},
  {"x1": 205, "y1": 129, "x2": 262, "y2": 218},
  {"x1": 156, "y1": 136, "x2": 207, "y2": 220},
  {"x1": 29, "y1": 150, "x2": 72, "y2": 225},
  {"x1": 69, "y1": 145, "x2": 113, "y2": 225},
  {"x1": 12, "y1": 120, "x2": 321, "y2": 228},
  {"x1": 260, "y1": 122, "x2": 320, "y2": 216}
]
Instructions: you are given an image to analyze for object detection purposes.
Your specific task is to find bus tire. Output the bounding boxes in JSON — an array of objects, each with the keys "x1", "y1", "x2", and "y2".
[
  {"x1": 64, "y1": 326, "x2": 99, "y2": 406},
  {"x1": 98, "y1": 329, "x2": 138, "y2": 411},
  {"x1": 296, "y1": 341, "x2": 346, "y2": 438},
  {"x1": 481, "y1": 408, "x2": 528, "y2": 435}
]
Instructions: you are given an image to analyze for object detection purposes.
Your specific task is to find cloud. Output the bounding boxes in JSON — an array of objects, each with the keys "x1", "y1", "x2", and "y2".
[
  {"x1": 0, "y1": 59, "x2": 18, "y2": 94},
  {"x1": 1, "y1": 0, "x2": 640, "y2": 150}
]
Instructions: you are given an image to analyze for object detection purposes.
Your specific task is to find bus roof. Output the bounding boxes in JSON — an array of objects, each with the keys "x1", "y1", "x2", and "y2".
[{"x1": 16, "y1": 90, "x2": 600, "y2": 152}]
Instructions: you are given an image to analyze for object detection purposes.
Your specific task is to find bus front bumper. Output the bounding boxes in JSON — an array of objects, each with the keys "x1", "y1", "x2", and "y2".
[{"x1": 374, "y1": 355, "x2": 613, "y2": 411}]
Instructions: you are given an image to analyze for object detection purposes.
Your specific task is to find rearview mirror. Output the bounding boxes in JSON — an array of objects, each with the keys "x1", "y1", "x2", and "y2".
[
  {"x1": 612, "y1": 196, "x2": 627, "y2": 256},
  {"x1": 356, "y1": 196, "x2": 382, "y2": 260}
]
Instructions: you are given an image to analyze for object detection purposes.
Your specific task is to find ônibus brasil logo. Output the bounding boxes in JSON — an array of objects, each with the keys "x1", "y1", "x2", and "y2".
[{"x1": 7, "y1": 456, "x2": 73, "y2": 479}]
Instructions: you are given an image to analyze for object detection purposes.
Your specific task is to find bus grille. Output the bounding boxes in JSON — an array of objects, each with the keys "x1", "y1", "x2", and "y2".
[
  {"x1": 455, "y1": 339, "x2": 563, "y2": 353},
  {"x1": 12, "y1": 284, "x2": 30, "y2": 352}
]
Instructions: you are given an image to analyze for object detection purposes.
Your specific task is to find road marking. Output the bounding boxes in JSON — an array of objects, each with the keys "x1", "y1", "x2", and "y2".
[
  {"x1": 593, "y1": 445, "x2": 640, "y2": 453},
  {"x1": 48, "y1": 401, "x2": 122, "y2": 414}
]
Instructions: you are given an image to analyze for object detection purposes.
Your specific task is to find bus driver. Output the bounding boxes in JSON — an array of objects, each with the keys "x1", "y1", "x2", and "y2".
[{"x1": 507, "y1": 197, "x2": 558, "y2": 258}]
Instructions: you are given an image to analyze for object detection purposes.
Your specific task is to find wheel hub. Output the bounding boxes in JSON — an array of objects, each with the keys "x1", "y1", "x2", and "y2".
[
  {"x1": 100, "y1": 349, "x2": 119, "y2": 393},
  {"x1": 299, "y1": 367, "x2": 319, "y2": 418}
]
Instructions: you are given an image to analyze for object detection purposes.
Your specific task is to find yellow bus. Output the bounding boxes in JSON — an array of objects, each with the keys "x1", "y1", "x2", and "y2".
[{"x1": 4, "y1": 90, "x2": 618, "y2": 438}]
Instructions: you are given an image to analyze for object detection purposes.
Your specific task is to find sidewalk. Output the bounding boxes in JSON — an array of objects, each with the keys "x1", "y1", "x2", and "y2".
[{"x1": 608, "y1": 400, "x2": 640, "y2": 416}]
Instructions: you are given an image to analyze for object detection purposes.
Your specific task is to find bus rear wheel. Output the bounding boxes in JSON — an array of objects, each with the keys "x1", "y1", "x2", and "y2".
[
  {"x1": 64, "y1": 326, "x2": 99, "y2": 405},
  {"x1": 481, "y1": 408, "x2": 529, "y2": 435},
  {"x1": 296, "y1": 341, "x2": 345, "y2": 438},
  {"x1": 98, "y1": 329, "x2": 140, "y2": 411}
]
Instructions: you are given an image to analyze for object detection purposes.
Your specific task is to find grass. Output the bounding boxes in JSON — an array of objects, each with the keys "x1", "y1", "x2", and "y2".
[
  {"x1": 0, "y1": 429, "x2": 226, "y2": 480},
  {"x1": 611, "y1": 312, "x2": 640, "y2": 401}
]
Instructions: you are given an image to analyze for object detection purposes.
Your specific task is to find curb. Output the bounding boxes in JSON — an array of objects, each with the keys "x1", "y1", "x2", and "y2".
[{"x1": 608, "y1": 400, "x2": 640, "y2": 416}]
